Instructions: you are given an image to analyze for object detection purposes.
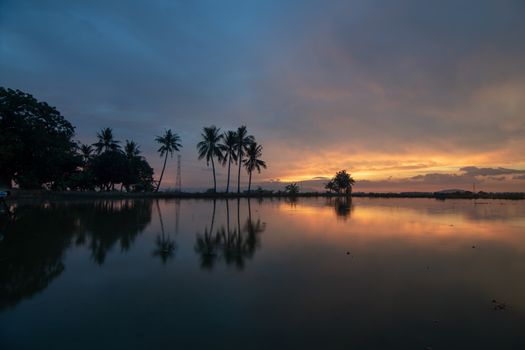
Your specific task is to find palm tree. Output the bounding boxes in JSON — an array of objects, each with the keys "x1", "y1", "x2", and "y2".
[
  {"x1": 220, "y1": 131, "x2": 238, "y2": 193},
  {"x1": 235, "y1": 126, "x2": 254, "y2": 194},
  {"x1": 155, "y1": 129, "x2": 182, "y2": 192},
  {"x1": 124, "y1": 140, "x2": 141, "y2": 159},
  {"x1": 79, "y1": 144, "x2": 93, "y2": 166},
  {"x1": 243, "y1": 142, "x2": 266, "y2": 193},
  {"x1": 197, "y1": 126, "x2": 224, "y2": 193},
  {"x1": 93, "y1": 127, "x2": 120, "y2": 154}
]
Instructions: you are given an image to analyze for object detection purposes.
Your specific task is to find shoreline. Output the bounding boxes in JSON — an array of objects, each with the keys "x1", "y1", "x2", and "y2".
[{"x1": 3, "y1": 190, "x2": 525, "y2": 201}]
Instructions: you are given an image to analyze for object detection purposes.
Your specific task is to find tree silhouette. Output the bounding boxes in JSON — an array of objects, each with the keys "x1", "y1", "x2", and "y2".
[
  {"x1": 155, "y1": 129, "x2": 182, "y2": 192},
  {"x1": 235, "y1": 126, "x2": 255, "y2": 194},
  {"x1": 0, "y1": 87, "x2": 80, "y2": 189},
  {"x1": 220, "y1": 130, "x2": 238, "y2": 193},
  {"x1": 243, "y1": 142, "x2": 267, "y2": 193},
  {"x1": 197, "y1": 126, "x2": 224, "y2": 193},
  {"x1": 79, "y1": 144, "x2": 94, "y2": 166},
  {"x1": 325, "y1": 170, "x2": 356, "y2": 194},
  {"x1": 285, "y1": 183, "x2": 300, "y2": 195},
  {"x1": 93, "y1": 127, "x2": 120, "y2": 154},
  {"x1": 124, "y1": 140, "x2": 141, "y2": 159}
]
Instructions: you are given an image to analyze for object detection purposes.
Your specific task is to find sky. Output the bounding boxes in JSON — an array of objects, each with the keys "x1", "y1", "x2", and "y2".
[{"x1": 1, "y1": 0, "x2": 525, "y2": 192}]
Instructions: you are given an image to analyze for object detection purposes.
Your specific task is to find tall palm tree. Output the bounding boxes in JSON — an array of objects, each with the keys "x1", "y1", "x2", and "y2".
[
  {"x1": 243, "y1": 142, "x2": 266, "y2": 193},
  {"x1": 93, "y1": 127, "x2": 120, "y2": 154},
  {"x1": 235, "y1": 126, "x2": 254, "y2": 194},
  {"x1": 220, "y1": 130, "x2": 238, "y2": 193},
  {"x1": 155, "y1": 129, "x2": 182, "y2": 192},
  {"x1": 197, "y1": 126, "x2": 224, "y2": 193},
  {"x1": 124, "y1": 140, "x2": 141, "y2": 159}
]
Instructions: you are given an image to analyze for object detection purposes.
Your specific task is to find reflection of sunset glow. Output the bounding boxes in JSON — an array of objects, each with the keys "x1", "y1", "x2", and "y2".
[{"x1": 274, "y1": 199, "x2": 525, "y2": 251}]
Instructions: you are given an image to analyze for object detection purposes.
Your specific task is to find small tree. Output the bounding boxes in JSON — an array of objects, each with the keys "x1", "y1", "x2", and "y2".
[
  {"x1": 327, "y1": 170, "x2": 355, "y2": 194},
  {"x1": 285, "y1": 183, "x2": 300, "y2": 195},
  {"x1": 325, "y1": 180, "x2": 336, "y2": 193}
]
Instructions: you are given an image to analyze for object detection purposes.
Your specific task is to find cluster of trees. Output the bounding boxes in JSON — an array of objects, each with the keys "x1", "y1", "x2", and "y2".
[
  {"x1": 2, "y1": 87, "x2": 356, "y2": 195},
  {"x1": 0, "y1": 87, "x2": 268, "y2": 193},
  {"x1": 197, "y1": 125, "x2": 266, "y2": 193},
  {"x1": 71, "y1": 128, "x2": 156, "y2": 192},
  {"x1": 325, "y1": 170, "x2": 356, "y2": 194}
]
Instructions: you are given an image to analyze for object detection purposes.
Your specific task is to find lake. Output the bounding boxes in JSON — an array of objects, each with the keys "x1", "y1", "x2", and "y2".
[{"x1": 1, "y1": 197, "x2": 525, "y2": 349}]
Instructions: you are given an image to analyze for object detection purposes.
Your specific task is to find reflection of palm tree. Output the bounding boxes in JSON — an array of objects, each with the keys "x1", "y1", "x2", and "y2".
[
  {"x1": 152, "y1": 200, "x2": 175, "y2": 264},
  {"x1": 194, "y1": 200, "x2": 220, "y2": 269},
  {"x1": 244, "y1": 198, "x2": 265, "y2": 258},
  {"x1": 285, "y1": 196, "x2": 298, "y2": 208},
  {"x1": 155, "y1": 129, "x2": 182, "y2": 192},
  {"x1": 329, "y1": 196, "x2": 353, "y2": 219}
]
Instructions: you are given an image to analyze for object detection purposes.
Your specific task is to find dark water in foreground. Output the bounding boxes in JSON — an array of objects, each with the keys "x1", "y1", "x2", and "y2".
[{"x1": 1, "y1": 198, "x2": 525, "y2": 349}]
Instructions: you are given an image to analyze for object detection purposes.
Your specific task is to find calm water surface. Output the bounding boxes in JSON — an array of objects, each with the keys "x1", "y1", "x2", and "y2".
[{"x1": 1, "y1": 198, "x2": 525, "y2": 349}]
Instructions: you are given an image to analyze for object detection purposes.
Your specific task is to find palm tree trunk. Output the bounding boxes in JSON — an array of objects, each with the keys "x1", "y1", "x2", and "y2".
[
  {"x1": 211, "y1": 156, "x2": 217, "y2": 193},
  {"x1": 156, "y1": 153, "x2": 168, "y2": 192},
  {"x1": 248, "y1": 170, "x2": 252, "y2": 193},
  {"x1": 237, "y1": 151, "x2": 242, "y2": 194},
  {"x1": 226, "y1": 154, "x2": 231, "y2": 193}
]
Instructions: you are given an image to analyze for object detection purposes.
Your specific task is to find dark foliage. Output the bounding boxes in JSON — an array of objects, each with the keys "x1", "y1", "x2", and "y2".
[{"x1": 0, "y1": 87, "x2": 81, "y2": 189}]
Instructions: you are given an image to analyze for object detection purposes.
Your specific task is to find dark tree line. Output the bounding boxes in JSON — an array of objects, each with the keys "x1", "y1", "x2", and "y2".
[
  {"x1": 1, "y1": 87, "x2": 271, "y2": 193},
  {"x1": 0, "y1": 88, "x2": 157, "y2": 191}
]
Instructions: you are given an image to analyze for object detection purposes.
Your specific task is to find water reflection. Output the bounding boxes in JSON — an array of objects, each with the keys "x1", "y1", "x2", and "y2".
[
  {"x1": 0, "y1": 200, "x2": 152, "y2": 309},
  {"x1": 152, "y1": 200, "x2": 176, "y2": 264},
  {"x1": 195, "y1": 199, "x2": 266, "y2": 270},
  {"x1": 2, "y1": 198, "x2": 525, "y2": 349},
  {"x1": 326, "y1": 196, "x2": 353, "y2": 219}
]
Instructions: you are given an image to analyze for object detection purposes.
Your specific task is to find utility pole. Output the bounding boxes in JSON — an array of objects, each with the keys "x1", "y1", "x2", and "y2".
[{"x1": 176, "y1": 154, "x2": 182, "y2": 192}]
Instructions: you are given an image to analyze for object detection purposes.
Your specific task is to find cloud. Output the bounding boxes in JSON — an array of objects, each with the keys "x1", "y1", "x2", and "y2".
[
  {"x1": 459, "y1": 166, "x2": 525, "y2": 176},
  {"x1": 1, "y1": 0, "x2": 525, "y2": 190}
]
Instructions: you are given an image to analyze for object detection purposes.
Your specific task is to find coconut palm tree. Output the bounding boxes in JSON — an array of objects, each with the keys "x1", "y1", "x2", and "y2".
[
  {"x1": 93, "y1": 127, "x2": 120, "y2": 154},
  {"x1": 235, "y1": 126, "x2": 254, "y2": 194},
  {"x1": 243, "y1": 142, "x2": 266, "y2": 193},
  {"x1": 155, "y1": 129, "x2": 182, "y2": 192},
  {"x1": 197, "y1": 126, "x2": 224, "y2": 193},
  {"x1": 79, "y1": 144, "x2": 94, "y2": 166},
  {"x1": 220, "y1": 130, "x2": 238, "y2": 193},
  {"x1": 124, "y1": 140, "x2": 141, "y2": 159}
]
